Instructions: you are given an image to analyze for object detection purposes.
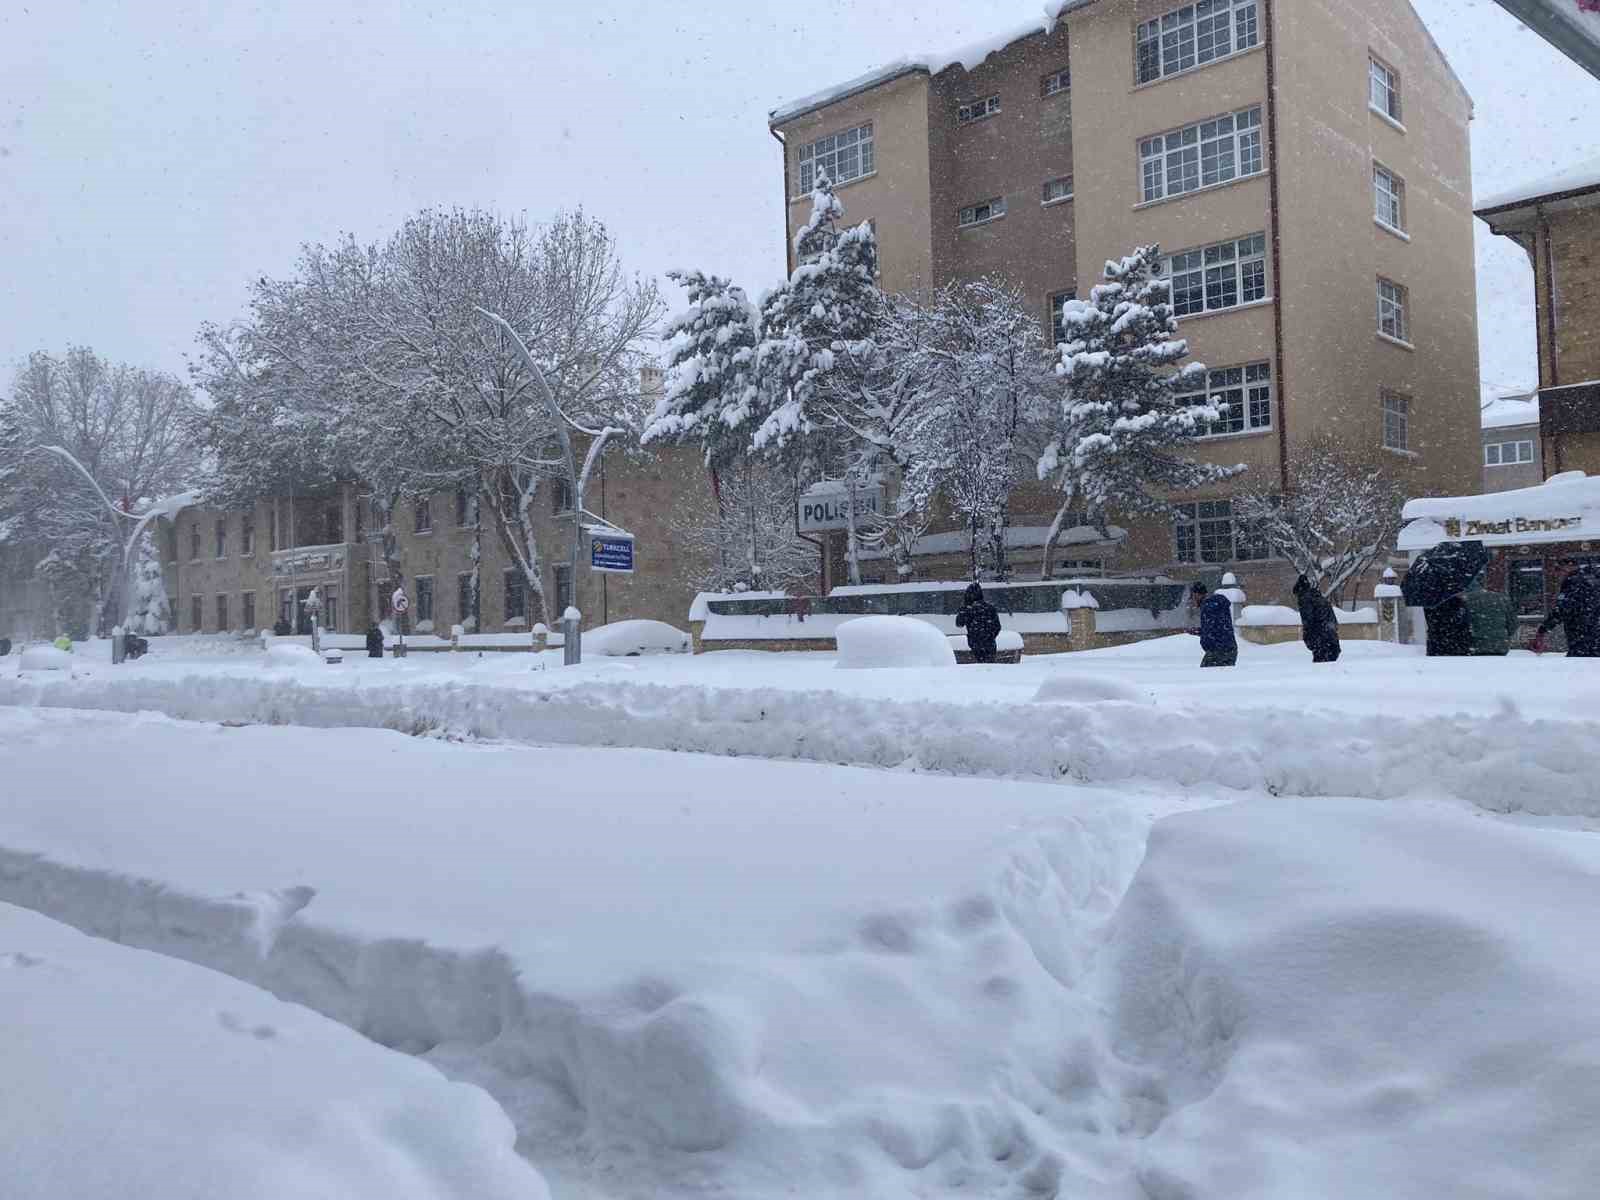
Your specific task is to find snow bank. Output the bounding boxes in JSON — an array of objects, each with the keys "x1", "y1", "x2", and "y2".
[
  {"x1": 836, "y1": 615, "x2": 956, "y2": 669},
  {"x1": 1033, "y1": 674, "x2": 1147, "y2": 704},
  {"x1": 1239, "y1": 604, "x2": 1300, "y2": 627},
  {"x1": 584, "y1": 619, "x2": 691, "y2": 656},
  {"x1": 265, "y1": 642, "x2": 324, "y2": 669},
  {"x1": 1100, "y1": 797, "x2": 1600, "y2": 1197},
  {"x1": 18, "y1": 645, "x2": 72, "y2": 671},
  {"x1": 0, "y1": 901, "x2": 548, "y2": 1200},
  {"x1": 5, "y1": 665, "x2": 1599, "y2": 817}
]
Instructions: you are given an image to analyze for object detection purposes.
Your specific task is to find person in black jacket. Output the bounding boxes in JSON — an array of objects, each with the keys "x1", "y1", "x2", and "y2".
[
  {"x1": 1425, "y1": 594, "x2": 1474, "y2": 656},
  {"x1": 1292, "y1": 574, "x2": 1341, "y2": 663},
  {"x1": 955, "y1": 582, "x2": 1002, "y2": 663},
  {"x1": 1191, "y1": 581, "x2": 1238, "y2": 668},
  {"x1": 1534, "y1": 561, "x2": 1600, "y2": 658},
  {"x1": 365, "y1": 625, "x2": 385, "y2": 658}
]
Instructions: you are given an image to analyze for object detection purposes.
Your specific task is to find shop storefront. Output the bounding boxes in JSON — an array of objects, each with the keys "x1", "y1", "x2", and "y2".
[{"x1": 1399, "y1": 471, "x2": 1600, "y2": 640}]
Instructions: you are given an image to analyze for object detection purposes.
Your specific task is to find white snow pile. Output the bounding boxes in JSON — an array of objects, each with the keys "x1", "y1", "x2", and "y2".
[
  {"x1": 1033, "y1": 673, "x2": 1147, "y2": 704},
  {"x1": 836, "y1": 614, "x2": 956, "y2": 669},
  {"x1": 583, "y1": 619, "x2": 691, "y2": 656},
  {"x1": 264, "y1": 642, "x2": 324, "y2": 669},
  {"x1": 18, "y1": 645, "x2": 73, "y2": 671},
  {"x1": 1098, "y1": 797, "x2": 1600, "y2": 1197},
  {"x1": 0, "y1": 900, "x2": 549, "y2": 1200}
]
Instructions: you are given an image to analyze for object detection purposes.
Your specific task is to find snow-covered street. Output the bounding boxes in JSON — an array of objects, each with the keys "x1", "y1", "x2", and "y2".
[{"x1": 5, "y1": 636, "x2": 1600, "y2": 1198}]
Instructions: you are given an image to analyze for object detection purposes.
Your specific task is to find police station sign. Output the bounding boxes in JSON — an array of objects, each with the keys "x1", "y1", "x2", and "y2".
[{"x1": 798, "y1": 485, "x2": 885, "y2": 533}]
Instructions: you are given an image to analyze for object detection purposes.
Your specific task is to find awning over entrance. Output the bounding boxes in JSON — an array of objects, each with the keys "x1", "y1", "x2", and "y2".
[{"x1": 1399, "y1": 470, "x2": 1600, "y2": 551}]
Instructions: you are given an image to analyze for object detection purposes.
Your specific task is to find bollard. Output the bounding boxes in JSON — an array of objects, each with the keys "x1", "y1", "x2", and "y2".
[
  {"x1": 111, "y1": 625, "x2": 126, "y2": 665},
  {"x1": 562, "y1": 606, "x2": 582, "y2": 666},
  {"x1": 532, "y1": 622, "x2": 549, "y2": 653}
]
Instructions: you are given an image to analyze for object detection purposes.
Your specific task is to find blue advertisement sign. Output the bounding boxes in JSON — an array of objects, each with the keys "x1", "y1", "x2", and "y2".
[{"x1": 591, "y1": 533, "x2": 635, "y2": 574}]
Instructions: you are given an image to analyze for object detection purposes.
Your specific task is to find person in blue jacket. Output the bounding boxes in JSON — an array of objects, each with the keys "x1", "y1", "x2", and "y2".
[{"x1": 1190, "y1": 580, "x2": 1238, "y2": 668}]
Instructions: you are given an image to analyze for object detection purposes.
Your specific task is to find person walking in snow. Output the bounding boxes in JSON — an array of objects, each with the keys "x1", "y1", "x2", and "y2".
[
  {"x1": 1292, "y1": 574, "x2": 1341, "y2": 663},
  {"x1": 955, "y1": 582, "x2": 1002, "y2": 664},
  {"x1": 365, "y1": 625, "x2": 385, "y2": 659},
  {"x1": 1190, "y1": 581, "x2": 1237, "y2": 668},
  {"x1": 1463, "y1": 574, "x2": 1521, "y2": 656},
  {"x1": 1533, "y1": 560, "x2": 1600, "y2": 658},
  {"x1": 1424, "y1": 593, "x2": 1475, "y2": 657}
]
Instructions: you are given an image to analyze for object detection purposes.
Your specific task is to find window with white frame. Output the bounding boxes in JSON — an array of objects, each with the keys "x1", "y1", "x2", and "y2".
[
  {"x1": 1166, "y1": 233, "x2": 1267, "y2": 317},
  {"x1": 958, "y1": 197, "x2": 1006, "y2": 228},
  {"x1": 1174, "y1": 499, "x2": 1269, "y2": 564},
  {"x1": 1041, "y1": 67, "x2": 1071, "y2": 97},
  {"x1": 1382, "y1": 391, "x2": 1410, "y2": 452},
  {"x1": 1373, "y1": 163, "x2": 1405, "y2": 231},
  {"x1": 796, "y1": 122, "x2": 874, "y2": 195},
  {"x1": 1136, "y1": 0, "x2": 1261, "y2": 85},
  {"x1": 1369, "y1": 56, "x2": 1402, "y2": 122},
  {"x1": 1485, "y1": 439, "x2": 1535, "y2": 467},
  {"x1": 1042, "y1": 176, "x2": 1074, "y2": 205},
  {"x1": 1377, "y1": 277, "x2": 1409, "y2": 342},
  {"x1": 1140, "y1": 106, "x2": 1262, "y2": 202},
  {"x1": 1050, "y1": 291, "x2": 1077, "y2": 345},
  {"x1": 957, "y1": 94, "x2": 1001, "y2": 124},
  {"x1": 1177, "y1": 363, "x2": 1274, "y2": 437}
]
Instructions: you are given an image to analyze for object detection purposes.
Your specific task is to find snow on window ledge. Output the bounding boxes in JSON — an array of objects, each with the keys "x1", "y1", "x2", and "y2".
[
  {"x1": 1131, "y1": 43, "x2": 1264, "y2": 94},
  {"x1": 1133, "y1": 168, "x2": 1266, "y2": 212},
  {"x1": 1375, "y1": 218, "x2": 1410, "y2": 242},
  {"x1": 1381, "y1": 445, "x2": 1420, "y2": 460},
  {"x1": 1174, "y1": 296, "x2": 1275, "y2": 324},
  {"x1": 1369, "y1": 106, "x2": 1407, "y2": 135},
  {"x1": 789, "y1": 171, "x2": 877, "y2": 204},
  {"x1": 1195, "y1": 424, "x2": 1275, "y2": 444},
  {"x1": 1376, "y1": 331, "x2": 1415, "y2": 352}
]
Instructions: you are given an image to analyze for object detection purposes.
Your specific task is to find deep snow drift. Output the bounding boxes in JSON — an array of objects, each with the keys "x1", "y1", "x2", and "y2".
[
  {"x1": 6, "y1": 706, "x2": 1600, "y2": 1199},
  {"x1": 0, "y1": 901, "x2": 549, "y2": 1200}
]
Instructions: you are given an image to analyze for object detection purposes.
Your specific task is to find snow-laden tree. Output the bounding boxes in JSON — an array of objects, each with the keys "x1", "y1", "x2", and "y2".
[
  {"x1": 125, "y1": 531, "x2": 171, "y2": 634},
  {"x1": 666, "y1": 453, "x2": 815, "y2": 595},
  {"x1": 645, "y1": 270, "x2": 762, "y2": 471},
  {"x1": 1232, "y1": 438, "x2": 1408, "y2": 602},
  {"x1": 1035, "y1": 246, "x2": 1244, "y2": 579},
  {"x1": 1, "y1": 348, "x2": 201, "y2": 633},
  {"x1": 193, "y1": 208, "x2": 661, "y2": 626},
  {"x1": 753, "y1": 176, "x2": 881, "y2": 452},
  {"x1": 924, "y1": 280, "x2": 1057, "y2": 581}
]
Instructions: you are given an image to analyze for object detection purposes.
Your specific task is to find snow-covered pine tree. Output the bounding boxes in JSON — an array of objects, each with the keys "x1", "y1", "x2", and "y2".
[
  {"x1": 1035, "y1": 245, "x2": 1245, "y2": 578},
  {"x1": 753, "y1": 175, "x2": 881, "y2": 452},
  {"x1": 644, "y1": 270, "x2": 761, "y2": 471},
  {"x1": 126, "y1": 530, "x2": 171, "y2": 634}
]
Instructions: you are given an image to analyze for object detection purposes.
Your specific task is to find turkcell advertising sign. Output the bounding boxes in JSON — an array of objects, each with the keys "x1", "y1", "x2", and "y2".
[{"x1": 591, "y1": 533, "x2": 635, "y2": 574}]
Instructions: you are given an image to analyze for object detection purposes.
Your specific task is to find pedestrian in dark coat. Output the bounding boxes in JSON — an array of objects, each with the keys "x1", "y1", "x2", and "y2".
[
  {"x1": 1534, "y1": 562, "x2": 1600, "y2": 658},
  {"x1": 1425, "y1": 594, "x2": 1474, "y2": 657},
  {"x1": 955, "y1": 582, "x2": 1002, "y2": 664},
  {"x1": 1463, "y1": 576, "x2": 1520, "y2": 656},
  {"x1": 1191, "y1": 581, "x2": 1238, "y2": 668},
  {"x1": 365, "y1": 625, "x2": 385, "y2": 658},
  {"x1": 1292, "y1": 574, "x2": 1341, "y2": 663}
]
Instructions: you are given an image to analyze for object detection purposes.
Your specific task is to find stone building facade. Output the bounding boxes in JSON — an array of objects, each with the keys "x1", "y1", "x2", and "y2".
[
  {"x1": 1479, "y1": 393, "x2": 1544, "y2": 493},
  {"x1": 154, "y1": 439, "x2": 712, "y2": 639},
  {"x1": 1477, "y1": 163, "x2": 1600, "y2": 480},
  {"x1": 770, "y1": 0, "x2": 1483, "y2": 600}
]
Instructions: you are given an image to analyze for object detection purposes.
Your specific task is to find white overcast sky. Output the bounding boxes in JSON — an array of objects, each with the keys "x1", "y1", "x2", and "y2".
[{"x1": 1, "y1": 0, "x2": 1594, "y2": 402}]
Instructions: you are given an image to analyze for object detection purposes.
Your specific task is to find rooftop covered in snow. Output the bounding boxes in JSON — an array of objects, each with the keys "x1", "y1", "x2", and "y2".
[
  {"x1": 769, "y1": 1, "x2": 1091, "y2": 125},
  {"x1": 1399, "y1": 470, "x2": 1600, "y2": 550},
  {"x1": 1476, "y1": 153, "x2": 1600, "y2": 213},
  {"x1": 1481, "y1": 393, "x2": 1540, "y2": 430}
]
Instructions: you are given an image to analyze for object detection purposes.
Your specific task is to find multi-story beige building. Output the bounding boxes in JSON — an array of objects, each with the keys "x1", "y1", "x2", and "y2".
[
  {"x1": 770, "y1": 0, "x2": 1482, "y2": 597},
  {"x1": 1476, "y1": 162, "x2": 1600, "y2": 479}
]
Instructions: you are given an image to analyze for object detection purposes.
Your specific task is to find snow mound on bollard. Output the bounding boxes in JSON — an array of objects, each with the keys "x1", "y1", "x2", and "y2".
[
  {"x1": 19, "y1": 646, "x2": 73, "y2": 671},
  {"x1": 585, "y1": 620, "x2": 691, "y2": 657},
  {"x1": 1033, "y1": 673, "x2": 1146, "y2": 704},
  {"x1": 835, "y1": 616, "x2": 956, "y2": 669},
  {"x1": 264, "y1": 643, "x2": 323, "y2": 669}
]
